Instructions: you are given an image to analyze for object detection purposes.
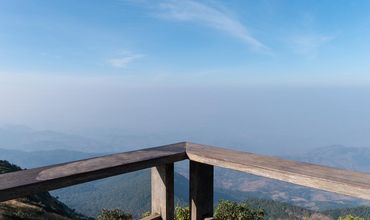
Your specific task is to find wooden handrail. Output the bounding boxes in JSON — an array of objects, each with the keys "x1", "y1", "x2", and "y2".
[
  {"x1": 0, "y1": 142, "x2": 186, "y2": 202},
  {"x1": 2, "y1": 141, "x2": 370, "y2": 220},
  {"x1": 141, "y1": 214, "x2": 162, "y2": 220},
  {"x1": 186, "y1": 142, "x2": 370, "y2": 200}
]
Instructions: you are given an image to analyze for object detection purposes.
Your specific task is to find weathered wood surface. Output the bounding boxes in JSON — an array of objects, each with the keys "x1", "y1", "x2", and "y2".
[
  {"x1": 140, "y1": 213, "x2": 162, "y2": 220},
  {"x1": 190, "y1": 161, "x2": 214, "y2": 220},
  {"x1": 152, "y1": 164, "x2": 174, "y2": 220},
  {"x1": 0, "y1": 142, "x2": 186, "y2": 202},
  {"x1": 186, "y1": 142, "x2": 370, "y2": 201},
  {"x1": 3, "y1": 140, "x2": 370, "y2": 205}
]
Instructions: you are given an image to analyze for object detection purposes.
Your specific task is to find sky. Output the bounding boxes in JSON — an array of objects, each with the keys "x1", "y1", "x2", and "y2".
[
  {"x1": 1, "y1": 0, "x2": 370, "y2": 152},
  {"x1": 1, "y1": 0, "x2": 370, "y2": 85}
]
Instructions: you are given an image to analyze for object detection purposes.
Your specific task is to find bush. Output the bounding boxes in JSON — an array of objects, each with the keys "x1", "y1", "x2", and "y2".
[
  {"x1": 338, "y1": 215, "x2": 364, "y2": 220},
  {"x1": 140, "y1": 206, "x2": 189, "y2": 220},
  {"x1": 175, "y1": 206, "x2": 190, "y2": 220},
  {"x1": 135, "y1": 200, "x2": 265, "y2": 220},
  {"x1": 214, "y1": 200, "x2": 264, "y2": 220},
  {"x1": 141, "y1": 211, "x2": 151, "y2": 218},
  {"x1": 96, "y1": 208, "x2": 132, "y2": 220}
]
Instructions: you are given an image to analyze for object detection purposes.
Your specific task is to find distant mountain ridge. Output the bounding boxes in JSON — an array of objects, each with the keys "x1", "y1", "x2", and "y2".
[
  {"x1": 0, "y1": 148, "x2": 100, "y2": 168},
  {"x1": 2, "y1": 128, "x2": 370, "y2": 218},
  {"x1": 2, "y1": 144, "x2": 370, "y2": 212},
  {"x1": 0, "y1": 125, "x2": 185, "y2": 153},
  {"x1": 0, "y1": 125, "x2": 107, "y2": 152}
]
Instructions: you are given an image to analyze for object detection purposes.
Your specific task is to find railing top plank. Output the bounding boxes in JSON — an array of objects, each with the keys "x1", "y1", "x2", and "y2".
[
  {"x1": 2, "y1": 141, "x2": 370, "y2": 203},
  {"x1": 140, "y1": 214, "x2": 162, "y2": 220},
  {"x1": 0, "y1": 142, "x2": 187, "y2": 202},
  {"x1": 186, "y1": 142, "x2": 370, "y2": 201}
]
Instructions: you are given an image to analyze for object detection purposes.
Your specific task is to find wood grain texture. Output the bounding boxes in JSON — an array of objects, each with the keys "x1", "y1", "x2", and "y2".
[
  {"x1": 0, "y1": 142, "x2": 187, "y2": 202},
  {"x1": 2, "y1": 141, "x2": 370, "y2": 204},
  {"x1": 152, "y1": 164, "x2": 174, "y2": 220},
  {"x1": 186, "y1": 142, "x2": 370, "y2": 201}
]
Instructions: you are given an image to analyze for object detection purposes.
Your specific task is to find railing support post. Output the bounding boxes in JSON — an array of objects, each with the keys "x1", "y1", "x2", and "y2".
[
  {"x1": 151, "y1": 163, "x2": 174, "y2": 220},
  {"x1": 190, "y1": 161, "x2": 214, "y2": 220}
]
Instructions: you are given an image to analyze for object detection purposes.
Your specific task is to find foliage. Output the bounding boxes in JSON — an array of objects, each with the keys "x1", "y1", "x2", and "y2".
[
  {"x1": 140, "y1": 202, "x2": 263, "y2": 220},
  {"x1": 139, "y1": 206, "x2": 190, "y2": 220},
  {"x1": 214, "y1": 200, "x2": 264, "y2": 220},
  {"x1": 96, "y1": 208, "x2": 132, "y2": 220},
  {"x1": 172, "y1": 201, "x2": 264, "y2": 220},
  {"x1": 175, "y1": 206, "x2": 190, "y2": 220},
  {"x1": 0, "y1": 160, "x2": 22, "y2": 174},
  {"x1": 338, "y1": 215, "x2": 364, "y2": 220},
  {"x1": 141, "y1": 211, "x2": 151, "y2": 218},
  {"x1": 324, "y1": 206, "x2": 370, "y2": 219}
]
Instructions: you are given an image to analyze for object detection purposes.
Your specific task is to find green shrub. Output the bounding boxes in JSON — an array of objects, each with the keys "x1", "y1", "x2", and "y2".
[
  {"x1": 175, "y1": 206, "x2": 190, "y2": 220},
  {"x1": 140, "y1": 206, "x2": 189, "y2": 220},
  {"x1": 96, "y1": 208, "x2": 132, "y2": 220},
  {"x1": 214, "y1": 200, "x2": 264, "y2": 220},
  {"x1": 117, "y1": 200, "x2": 265, "y2": 220},
  {"x1": 141, "y1": 211, "x2": 151, "y2": 218},
  {"x1": 338, "y1": 215, "x2": 364, "y2": 220}
]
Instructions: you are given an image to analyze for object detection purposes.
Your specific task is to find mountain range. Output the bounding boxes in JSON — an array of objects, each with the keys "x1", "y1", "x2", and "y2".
[
  {"x1": 2, "y1": 158, "x2": 370, "y2": 220},
  {"x1": 2, "y1": 126, "x2": 370, "y2": 218}
]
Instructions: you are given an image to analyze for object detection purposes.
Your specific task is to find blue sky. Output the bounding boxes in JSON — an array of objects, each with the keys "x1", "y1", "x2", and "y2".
[
  {"x1": 1, "y1": 0, "x2": 370, "y2": 86},
  {"x1": 2, "y1": 1, "x2": 370, "y2": 152}
]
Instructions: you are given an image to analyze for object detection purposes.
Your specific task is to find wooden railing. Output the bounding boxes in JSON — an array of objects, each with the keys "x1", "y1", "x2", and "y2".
[{"x1": 2, "y1": 142, "x2": 370, "y2": 220}]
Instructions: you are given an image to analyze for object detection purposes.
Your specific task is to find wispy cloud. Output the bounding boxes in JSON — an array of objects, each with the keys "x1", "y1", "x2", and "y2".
[
  {"x1": 288, "y1": 13, "x2": 336, "y2": 59},
  {"x1": 156, "y1": 0, "x2": 269, "y2": 52},
  {"x1": 290, "y1": 34, "x2": 335, "y2": 59},
  {"x1": 107, "y1": 51, "x2": 144, "y2": 68}
]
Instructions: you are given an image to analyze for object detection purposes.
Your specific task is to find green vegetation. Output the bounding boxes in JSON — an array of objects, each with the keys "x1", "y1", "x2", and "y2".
[
  {"x1": 140, "y1": 211, "x2": 151, "y2": 218},
  {"x1": 139, "y1": 206, "x2": 190, "y2": 220},
  {"x1": 338, "y1": 215, "x2": 365, "y2": 220},
  {"x1": 96, "y1": 208, "x2": 132, "y2": 220},
  {"x1": 103, "y1": 205, "x2": 368, "y2": 220},
  {"x1": 0, "y1": 160, "x2": 21, "y2": 174},
  {"x1": 214, "y1": 200, "x2": 264, "y2": 220},
  {"x1": 324, "y1": 206, "x2": 370, "y2": 219},
  {"x1": 175, "y1": 206, "x2": 190, "y2": 220},
  {"x1": 148, "y1": 201, "x2": 263, "y2": 220}
]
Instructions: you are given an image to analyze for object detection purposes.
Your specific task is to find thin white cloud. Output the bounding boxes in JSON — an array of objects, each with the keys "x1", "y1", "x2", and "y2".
[
  {"x1": 107, "y1": 52, "x2": 144, "y2": 68},
  {"x1": 290, "y1": 34, "x2": 335, "y2": 59},
  {"x1": 157, "y1": 0, "x2": 269, "y2": 52},
  {"x1": 288, "y1": 13, "x2": 336, "y2": 59}
]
